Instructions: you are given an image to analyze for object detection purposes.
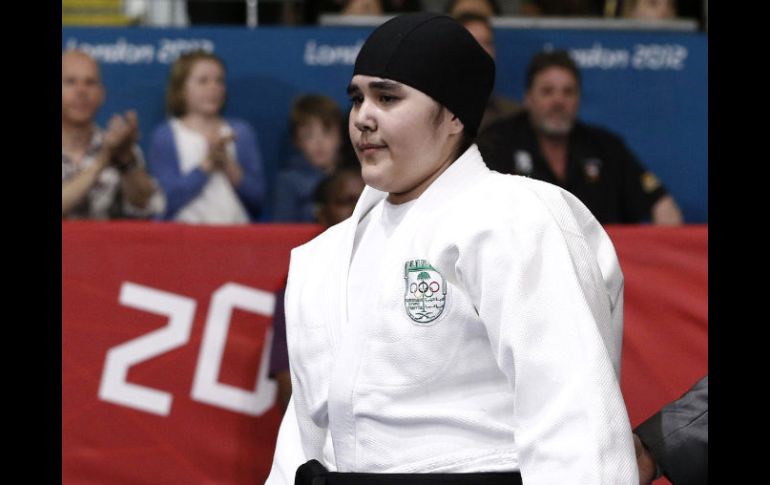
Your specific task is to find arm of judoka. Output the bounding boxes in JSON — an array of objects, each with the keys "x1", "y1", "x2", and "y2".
[
  {"x1": 265, "y1": 397, "x2": 306, "y2": 485},
  {"x1": 454, "y1": 214, "x2": 637, "y2": 485}
]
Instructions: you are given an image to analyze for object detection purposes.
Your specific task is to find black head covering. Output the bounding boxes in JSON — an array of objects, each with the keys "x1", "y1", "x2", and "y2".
[{"x1": 353, "y1": 12, "x2": 495, "y2": 137}]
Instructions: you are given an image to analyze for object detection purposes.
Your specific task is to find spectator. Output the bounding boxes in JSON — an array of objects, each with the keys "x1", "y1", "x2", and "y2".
[
  {"x1": 478, "y1": 49, "x2": 683, "y2": 225},
  {"x1": 455, "y1": 12, "x2": 522, "y2": 132},
  {"x1": 147, "y1": 50, "x2": 266, "y2": 224},
  {"x1": 446, "y1": 0, "x2": 500, "y2": 17},
  {"x1": 272, "y1": 94, "x2": 352, "y2": 222},
  {"x1": 634, "y1": 376, "x2": 708, "y2": 485},
  {"x1": 340, "y1": 0, "x2": 386, "y2": 15},
  {"x1": 269, "y1": 165, "x2": 365, "y2": 413},
  {"x1": 302, "y1": 0, "x2": 422, "y2": 24},
  {"x1": 518, "y1": 0, "x2": 606, "y2": 16},
  {"x1": 312, "y1": 165, "x2": 366, "y2": 228},
  {"x1": 62, "y1": 49, "x2": 164, "y2": 220},
  {"x1": 622, "y1": 0, "x2": 677, "y2": 20}
]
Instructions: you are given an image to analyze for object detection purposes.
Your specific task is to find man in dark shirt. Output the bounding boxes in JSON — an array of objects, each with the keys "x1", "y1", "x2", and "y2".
[{"x1": 477, "y1": 49, "x2": 683, "y2": 225}]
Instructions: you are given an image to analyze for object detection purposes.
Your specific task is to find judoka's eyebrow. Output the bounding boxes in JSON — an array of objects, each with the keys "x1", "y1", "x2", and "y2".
[
  {"x1": 368, "y1": 80, "x2": 403, "y2": 92},
  {"x1": 347, "y1": 80, "x2": 404, "y2": 95},
  {"x1": 347, "y1": 83, "x2": 361, "y2": 96}
]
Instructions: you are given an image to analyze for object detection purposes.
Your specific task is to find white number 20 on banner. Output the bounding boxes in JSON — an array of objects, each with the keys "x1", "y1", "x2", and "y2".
[{"x1": 98, "y1": 282, "x2": 277, "y2": 417}]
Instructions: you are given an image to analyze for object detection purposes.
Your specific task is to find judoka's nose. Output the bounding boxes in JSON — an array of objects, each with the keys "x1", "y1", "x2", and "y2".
[{"x1": 352, "y1": 98, "x2": 377, "y2": 133}]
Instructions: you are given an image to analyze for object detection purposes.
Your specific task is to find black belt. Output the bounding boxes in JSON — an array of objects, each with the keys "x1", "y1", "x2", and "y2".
[{"x1": 295, "y1": 459, "x2": 523, "y2": 485}]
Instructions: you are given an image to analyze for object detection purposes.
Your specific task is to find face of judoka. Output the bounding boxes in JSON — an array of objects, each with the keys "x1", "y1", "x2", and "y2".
[{"x1": 347, "y1": 75, "x2": 464, "y2": 204}]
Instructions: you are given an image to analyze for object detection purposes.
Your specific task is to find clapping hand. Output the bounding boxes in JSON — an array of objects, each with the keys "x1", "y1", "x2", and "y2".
[
  {"x1": 103, "y1": 110, "x2": 140, "y2": 169},
  {"x1": 205, "y1": 131, "x2": 236, "y2": 170}
]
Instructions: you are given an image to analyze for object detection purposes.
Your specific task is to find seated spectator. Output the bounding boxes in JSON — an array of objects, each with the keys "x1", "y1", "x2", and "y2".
[
  {"x1": 455, "y1": 12, "x2": 521, "y2": 132},
  {"x1": 147, "y1": 50, "x2": 266, "y2": 224},
  {"x1": 478, "y1": 49, "x2": 683, "y2": 225},
  {"x1": 272, "y1": 94, "x2": 352, "y2": 222},
  {"x1": 312, "y1": 165, "x2": 366, "y2": 228},
  {"x1": 622, "y1": 0, "x2": 677, "y2": 20},
  {"x1": 269, "y1": 165, "x2": 365, "y2": 413},
  {"x1": 518, "y1": 0, "x2": 605, "y2": 16},
  {"x1": 62, "y1": 49, "x2": 164, "y2": 220},
  {"x1": 302, "y1": 0, "x2": 422, "y2": 24},
  {"x1": 341, "y1": 0, "x2": 386, "y2": 15},
  {"x1": 446, "y1": 0, "x2": 500, "y2": 17}
]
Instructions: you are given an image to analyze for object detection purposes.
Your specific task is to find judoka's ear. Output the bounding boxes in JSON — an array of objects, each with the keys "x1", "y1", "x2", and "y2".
[{"x1": 447, "y1": 112, "x2": 464, "y2": 136}]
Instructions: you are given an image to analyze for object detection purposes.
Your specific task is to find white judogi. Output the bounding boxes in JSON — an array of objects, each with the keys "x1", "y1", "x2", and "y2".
[{"x1": 266, "y1": 145, "x2": 637, "y2": 484}]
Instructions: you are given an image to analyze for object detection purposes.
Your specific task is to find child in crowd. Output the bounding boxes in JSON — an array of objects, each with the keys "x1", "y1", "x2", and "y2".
[
  {"x1": 272, "y1": 94, "x2": 354, "y2": 222},
  {"x1": 147, "y1": 49, "x2": 266, "y2": 224}
]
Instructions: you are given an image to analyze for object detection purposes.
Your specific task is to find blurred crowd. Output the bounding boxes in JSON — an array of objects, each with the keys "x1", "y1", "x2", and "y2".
[
  {"x1": 63, "y1": 0, "x2": 701, "y2": 227},
  {"x1": 63, "y1": 7, "x2": 689, "y2": 227},
  {"x1": 63, "y1": 0, "x2": 704, "y2": 228},
  {"x1": 63, "y1": 0, "x2": 707, "y2": 30}
]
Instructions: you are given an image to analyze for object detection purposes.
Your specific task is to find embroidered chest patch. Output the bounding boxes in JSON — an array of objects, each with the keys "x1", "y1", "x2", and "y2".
[{"x1": 404, "y1": 259, "x2": 447, "y2": 324}]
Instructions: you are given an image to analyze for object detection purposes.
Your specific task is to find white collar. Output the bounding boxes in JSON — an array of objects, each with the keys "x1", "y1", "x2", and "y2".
[{"x1": 350, "y1": 144, "x2": 489, "y2": 225}]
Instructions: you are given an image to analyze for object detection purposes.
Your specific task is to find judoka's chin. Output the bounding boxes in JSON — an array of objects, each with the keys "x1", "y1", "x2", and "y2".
[{"x1": 360, "y1": 170, "x2": 393, "y2": 194}]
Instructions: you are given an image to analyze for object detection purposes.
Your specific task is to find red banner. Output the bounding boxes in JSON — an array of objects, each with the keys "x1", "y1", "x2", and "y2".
[
  {"x1": 62, "y1": 222, "x2": 707, "y2": 485},
  {"x1": 612, "y1": 226, "x2": 708, "y2": 426}
]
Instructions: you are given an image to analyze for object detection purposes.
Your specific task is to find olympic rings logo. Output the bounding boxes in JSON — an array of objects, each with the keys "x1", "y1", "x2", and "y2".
[{"x1": 410, "y1": 280, "x2": 440, "y2": 297}]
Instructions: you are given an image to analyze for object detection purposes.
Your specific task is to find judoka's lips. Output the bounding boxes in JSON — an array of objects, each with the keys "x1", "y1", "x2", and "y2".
[{"x1": 356, "y1": 142, "x2": 387, "y2": 157}]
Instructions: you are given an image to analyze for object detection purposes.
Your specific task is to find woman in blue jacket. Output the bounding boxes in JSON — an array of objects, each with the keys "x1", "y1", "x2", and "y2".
[{"x1": 147, "y1": 50, "x2": 265, "y2": 224}]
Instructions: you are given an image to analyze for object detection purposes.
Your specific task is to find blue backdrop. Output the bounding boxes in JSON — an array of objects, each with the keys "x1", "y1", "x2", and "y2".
[{"x1": 62, "y1": 26, "x2": 707, "y2": 222}]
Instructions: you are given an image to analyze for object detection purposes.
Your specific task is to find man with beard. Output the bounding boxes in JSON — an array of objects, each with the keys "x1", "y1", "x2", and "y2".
[{"x1": 478, "y1": 49, "x2": 682, "y2": 225}]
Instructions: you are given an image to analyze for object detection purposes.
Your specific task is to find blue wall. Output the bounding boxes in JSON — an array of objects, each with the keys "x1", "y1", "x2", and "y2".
[{"x1": 63, "y1": 26, "x2": 707, "y2": 222}]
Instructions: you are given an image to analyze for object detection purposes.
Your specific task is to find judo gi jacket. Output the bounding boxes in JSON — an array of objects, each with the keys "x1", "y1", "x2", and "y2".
[{"x1": 266, "y1": 145, "x2": 638, "y2": 484}]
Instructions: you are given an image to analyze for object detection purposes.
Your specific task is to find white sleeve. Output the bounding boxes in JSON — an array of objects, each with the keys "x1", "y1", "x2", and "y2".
[
  {"x1": 561, "y1": 187, "x2": 625, "y2": 379},
  {"x1": 265, "y1": 398, "x2": 305, "y2": 485},
  {"x1": 449, "y1": 194, "x2": 638, "y2": 484},
  {"x1": 267, "y1": 247, "x2": 334, "y2": 483}
]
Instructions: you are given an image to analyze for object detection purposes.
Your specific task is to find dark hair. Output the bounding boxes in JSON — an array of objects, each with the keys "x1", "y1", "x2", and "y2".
[
  {"x1": 525, "y1": 49, "x2": 581, "y2": 91},
  {"x1": 313, "y1": 165, "x2": 363, "y2": 206},
  {"x1": 290, "y1": 94, "x2": 343, "y2": 140},
  {"x1": 445, "y1": 0, "x2": 501, "y2": 16},
  {"x1": 165, "y1": 49, "x2": 226, "y2": 117}
]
